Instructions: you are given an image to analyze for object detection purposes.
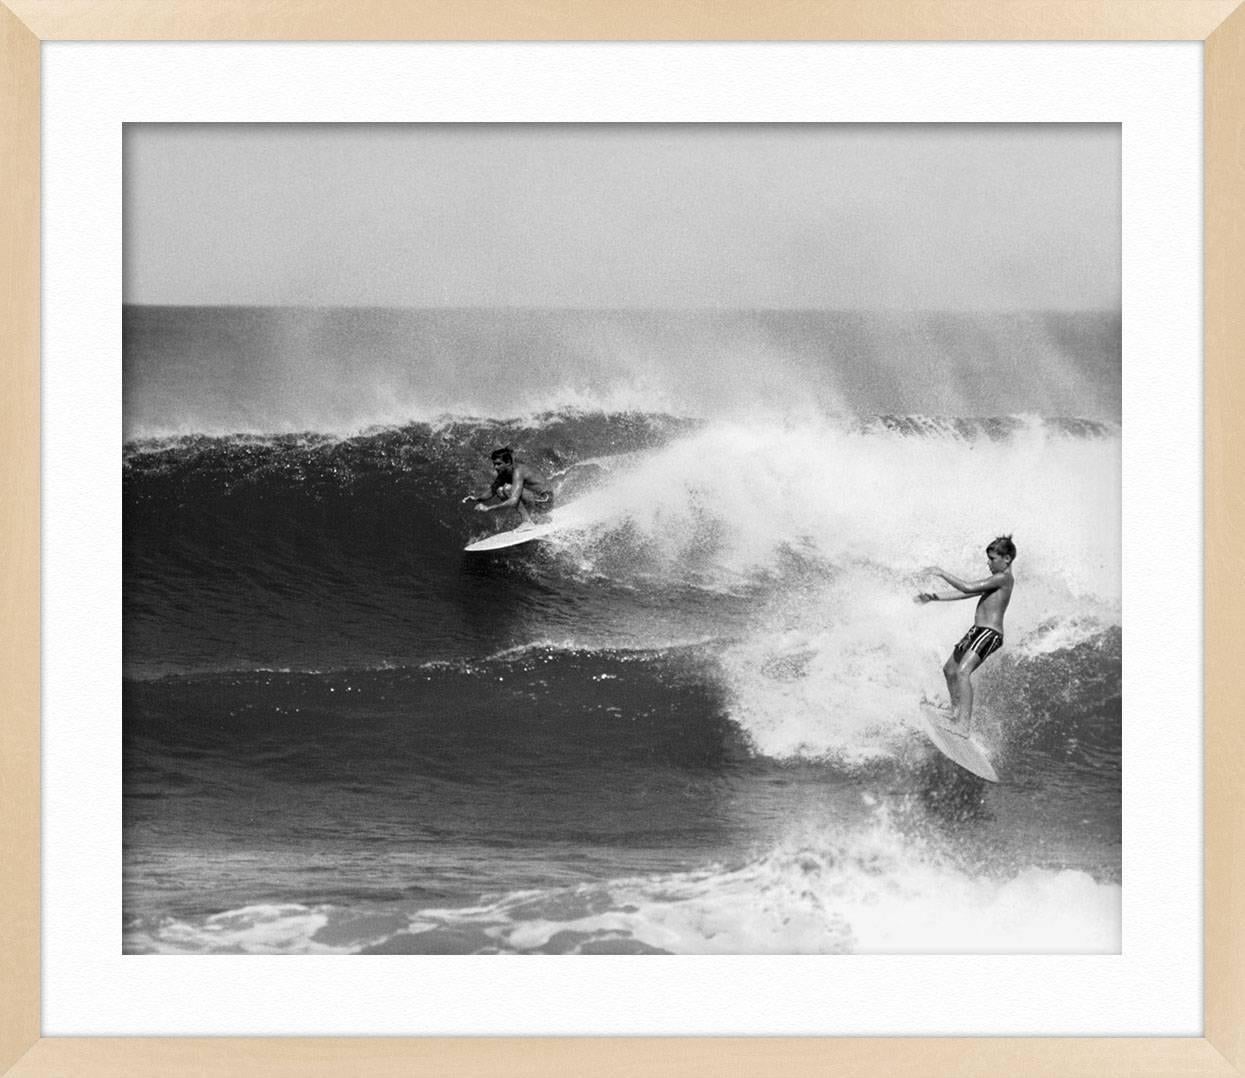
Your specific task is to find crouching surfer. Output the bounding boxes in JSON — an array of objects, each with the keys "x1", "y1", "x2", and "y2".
[
  {"x1": 915, "y1": 535, "x2": 1016, "y2": 736},
  {"x1": 462, "y1": 446, "x2": 554, "y2": 530}
]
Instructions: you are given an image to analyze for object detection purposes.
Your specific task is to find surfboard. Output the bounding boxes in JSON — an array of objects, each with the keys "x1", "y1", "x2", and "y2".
[
  {"x1": 918, "y1": 703, "x2": 999, "y2": 782},
  {"x1": 464, "y1": 520, "x2": 562, "y2": 553}
]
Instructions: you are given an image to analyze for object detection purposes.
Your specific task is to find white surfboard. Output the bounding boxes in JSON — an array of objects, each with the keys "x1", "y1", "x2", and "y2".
[
  {"x1": 464, "y1": 520, "x2": 563, "y2": 553},
  {"x1": 918, "y1": 703, "x2": 999, "y2": 782},
  {"x1": 464, "y1": 498, "x2": 599, "y2": 553}
]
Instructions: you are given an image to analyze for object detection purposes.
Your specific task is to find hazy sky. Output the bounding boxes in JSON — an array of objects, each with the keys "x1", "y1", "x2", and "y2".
[{"x1": 124, "y1": 123, "x2": 1119, "y2": 309}]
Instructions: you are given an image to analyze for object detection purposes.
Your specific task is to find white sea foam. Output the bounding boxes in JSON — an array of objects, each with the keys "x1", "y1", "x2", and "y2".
[
  {"x1": 127, "y1": 817, "x2": 1120, "y2": 955},
  {"x1": 485, "y1": 832, "x2": 1120, "y2": 954},
  {"x1": 533, "y1": 416, "x2": 1119, "y2": 759},
  {"x1": 132, "y1": 903, "x2": 332, "y2": 954}
]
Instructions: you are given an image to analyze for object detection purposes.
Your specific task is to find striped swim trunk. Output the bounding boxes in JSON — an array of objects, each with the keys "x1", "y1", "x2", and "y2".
[{"x1": 953, "y1": 625, "x2": 1004, "y2": 664}]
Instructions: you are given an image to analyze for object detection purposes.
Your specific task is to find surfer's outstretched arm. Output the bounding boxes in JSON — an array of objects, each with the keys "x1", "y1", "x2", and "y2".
[
  {"x1": 469, "y1": 475, "x2": 518, "y2": 513},
  {"x1": 464, "y1": 476, "x2": 505, "y2": 506},
  {"x1": 923, "y1": 567, "x2": 1006, "y2": 595},
  {"x1": 915, "y1": 591, "x2": 972, "y2": 603}
]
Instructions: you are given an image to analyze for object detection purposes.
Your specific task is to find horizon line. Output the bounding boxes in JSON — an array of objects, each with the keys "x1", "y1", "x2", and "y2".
[{"x1": 121, "y1": 302, "x2": 1123, "y2": 314}]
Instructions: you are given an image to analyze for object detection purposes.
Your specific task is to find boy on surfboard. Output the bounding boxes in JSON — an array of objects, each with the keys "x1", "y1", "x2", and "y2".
[
  {"x1": 462, "y1": 446, "x2": 554, "y2": 530},
  {"x1": 915, "y1": 535, "x2": 1016, "y2": 736}
]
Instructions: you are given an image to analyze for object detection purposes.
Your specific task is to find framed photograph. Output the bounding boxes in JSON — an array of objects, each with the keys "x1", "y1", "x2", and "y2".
[{"x1": 3, "y1": 2, "x2": 1242, "y2": 1075}]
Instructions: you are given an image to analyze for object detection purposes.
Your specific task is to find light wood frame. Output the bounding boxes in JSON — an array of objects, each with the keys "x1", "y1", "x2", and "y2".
[{"x1": 2, "y1": 2, "x2": 1241, "y2": 1075}]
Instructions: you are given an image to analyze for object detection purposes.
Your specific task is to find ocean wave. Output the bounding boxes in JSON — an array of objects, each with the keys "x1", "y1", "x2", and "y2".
[
  {"x1": 125, "y1": 409, "x2": 1120, "y2": 682},
  {"x1": 126, "y1": 627, "x2": 1118, "y2": 789}
]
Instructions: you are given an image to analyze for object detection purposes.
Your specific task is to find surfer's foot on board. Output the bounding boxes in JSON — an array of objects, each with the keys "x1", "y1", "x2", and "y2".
[{"x1": 936, "y1": 708, "x2": 974, "y2": 738}]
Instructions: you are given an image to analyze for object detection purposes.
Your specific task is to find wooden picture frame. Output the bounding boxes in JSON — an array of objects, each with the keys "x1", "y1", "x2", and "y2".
[{"x1": 2, "y1": 2, "x2": 1241, "y2": 1074}]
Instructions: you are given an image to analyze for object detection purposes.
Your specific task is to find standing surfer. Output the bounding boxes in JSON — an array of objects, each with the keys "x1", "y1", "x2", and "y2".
[
  {"x1": 463, "y1": 446, "x2": 555, "y2": 529},
  {"x1": 915, "y1": 535, "x2": 1016, "y2": 735}
]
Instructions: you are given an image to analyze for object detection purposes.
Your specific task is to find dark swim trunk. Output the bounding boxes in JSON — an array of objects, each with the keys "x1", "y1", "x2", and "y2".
[
  {"x1": 952, "y1": 625, "x2": 1004, "y2": 664},
  {"x1": 525, "y1": 489, "x2": 554, "y2": 516}
]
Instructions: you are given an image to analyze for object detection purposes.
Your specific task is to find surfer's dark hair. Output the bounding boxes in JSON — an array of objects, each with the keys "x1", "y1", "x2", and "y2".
[
  {"x1": 490, "y1": 446, "x2": 513, "y2": 465},
  {"x1": 987, "y1": 535, "x2": 1017, "y2": 560}
]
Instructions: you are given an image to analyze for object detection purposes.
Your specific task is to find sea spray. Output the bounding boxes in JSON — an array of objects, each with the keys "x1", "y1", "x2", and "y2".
[
  {"x1": 550, "y1": 415, "x2": 1120, "y2": 610},
  {"x1": 124, "y1": 306, "x2": 1120, "y2": 439}
]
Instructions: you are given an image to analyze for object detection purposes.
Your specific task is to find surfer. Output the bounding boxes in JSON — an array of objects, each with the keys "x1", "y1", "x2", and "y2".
[
  {"x1": 915, "y1": 535, "x2": 1016, "y2": 736},
  {"x1": 462, "y1": 446, "x2": 554, "y2": 529}
]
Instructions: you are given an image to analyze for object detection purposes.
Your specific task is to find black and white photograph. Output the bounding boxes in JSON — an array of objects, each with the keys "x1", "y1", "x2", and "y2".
[{"x1": 122, "y1": 123, "x2": 1121, "y2": 955}]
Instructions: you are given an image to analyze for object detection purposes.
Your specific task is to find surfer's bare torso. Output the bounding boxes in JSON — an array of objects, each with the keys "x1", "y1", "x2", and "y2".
[
  {"x1": 969, "y1": 570, "x2": 1013, "y2": 632},
  {"x1": 492, "y1": 462, "x2": 551, "y2": 501},
  {"x1": 917, "y1": 550, "x2": 1014, "y2": 631}
]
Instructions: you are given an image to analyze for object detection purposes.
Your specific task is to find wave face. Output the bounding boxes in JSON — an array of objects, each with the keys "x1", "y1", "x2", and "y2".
[
  {"x1": 124, "y1": 307, "x2": 1120, "y2": 954},
  {"x1": 125, "y1": 411, "x2": 1119, "y2": 685}
]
